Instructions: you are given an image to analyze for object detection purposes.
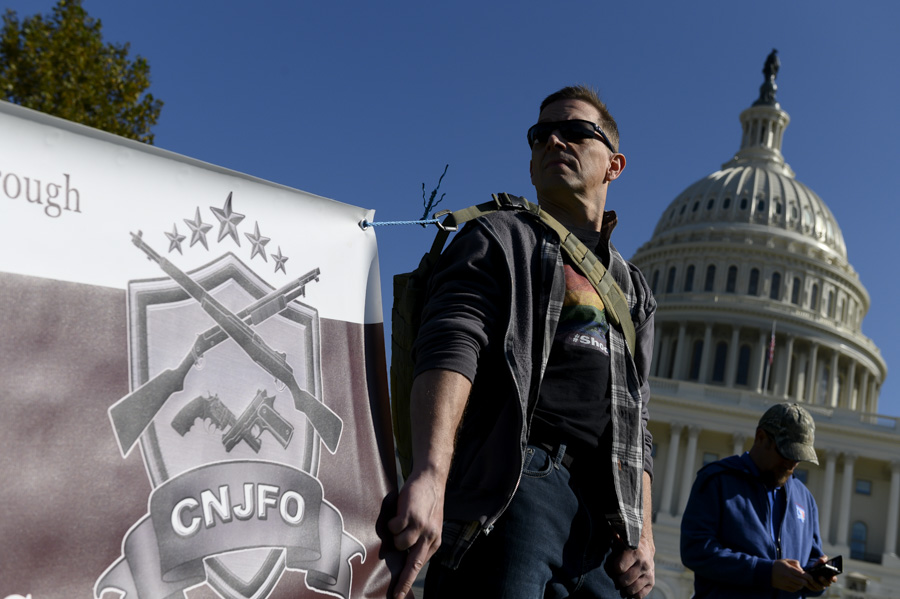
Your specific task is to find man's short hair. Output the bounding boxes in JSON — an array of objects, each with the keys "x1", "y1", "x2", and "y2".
[{"x1": 539, "y1": 85, "x2": 621, "y2": 152}]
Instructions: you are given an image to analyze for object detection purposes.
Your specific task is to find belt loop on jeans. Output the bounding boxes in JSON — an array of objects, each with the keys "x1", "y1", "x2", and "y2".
[
  {"x1": 553, "y1": 443, "x2": 568, "y2": 470},
  {"x1": 534, "y1": 441, "x2": 575, "y2": 470}
]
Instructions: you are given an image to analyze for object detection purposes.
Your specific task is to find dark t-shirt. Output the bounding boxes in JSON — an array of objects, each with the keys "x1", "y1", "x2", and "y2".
[{"x1": 530, "y1": 229, "x2": 611, "y2": 452}]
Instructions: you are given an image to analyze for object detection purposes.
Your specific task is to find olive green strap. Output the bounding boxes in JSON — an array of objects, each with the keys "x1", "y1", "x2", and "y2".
[
  {"x1": 426, "y1": 194, "x2": 539, "y2": 256},
  {"x1": 535, "y1": 208, "x2": 636, "y2": 356},
  {"x1": 427, "y1": 193, "x2": 636, "y2": 356}
]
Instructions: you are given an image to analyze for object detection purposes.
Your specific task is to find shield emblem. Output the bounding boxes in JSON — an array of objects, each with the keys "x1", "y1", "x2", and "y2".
[
  {"x1": 95, "y1": 239, "x2": 362, "y2": 598},
  {"x1": 128, "y1": 252, "x2": 324, "y2": 598},
  {"x1": 128, "y1": 252, "x2": 325, "y2": 484}
]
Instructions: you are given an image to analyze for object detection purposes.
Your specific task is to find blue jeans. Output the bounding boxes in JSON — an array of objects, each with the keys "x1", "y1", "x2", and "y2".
[{"x1": 424, "y1": 444, "x2": 621, "y2": 598}]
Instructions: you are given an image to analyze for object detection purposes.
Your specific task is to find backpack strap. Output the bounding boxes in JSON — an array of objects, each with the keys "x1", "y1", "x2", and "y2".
[
  {"x1": 425, "y1": 193, "x2": 539, "y2": 256},
  {"x1": 534, "y1": 208, "x2": 637, "y2": 356},
  {"x1": 425, "y1": 193, "x2": 636, "y2": 355}
]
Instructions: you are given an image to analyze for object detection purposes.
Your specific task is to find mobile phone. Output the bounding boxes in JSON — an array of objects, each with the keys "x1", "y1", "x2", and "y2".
[{"x1": 807, "y1": 555, "x2": 842, "y2": 578}]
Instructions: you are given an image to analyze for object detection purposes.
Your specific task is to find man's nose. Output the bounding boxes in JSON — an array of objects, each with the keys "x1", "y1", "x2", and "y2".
[{"x1": 544, "y1": 129, "x2": 567, "y2": 148}]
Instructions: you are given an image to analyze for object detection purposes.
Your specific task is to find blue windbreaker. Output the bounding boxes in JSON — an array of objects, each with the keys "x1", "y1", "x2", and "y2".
[{"x1": 681, "y1": 453, "x2": 826, "y2": 598}]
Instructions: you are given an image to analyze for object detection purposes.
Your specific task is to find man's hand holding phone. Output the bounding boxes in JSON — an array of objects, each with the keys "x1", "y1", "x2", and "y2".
[{"x1": 805, "y1": 555, "x2": 841, "y2": 591}]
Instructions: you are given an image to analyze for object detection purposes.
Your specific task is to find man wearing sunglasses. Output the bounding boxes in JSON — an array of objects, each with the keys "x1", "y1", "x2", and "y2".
[
  {"x1": 390, "y1": 86, "x2": 657, "y2": 598},
  {"x1": 681, "y1": 403, "x2": 838, "y2": 598}
]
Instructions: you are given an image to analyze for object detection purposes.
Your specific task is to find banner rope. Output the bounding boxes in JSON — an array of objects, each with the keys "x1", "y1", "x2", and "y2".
[
  {"x1": 361, "y1": 165, "x2": 449, "y2": 230},
  {"x1": 358, "y1": 217, "x2": 442, "y2": 230}
]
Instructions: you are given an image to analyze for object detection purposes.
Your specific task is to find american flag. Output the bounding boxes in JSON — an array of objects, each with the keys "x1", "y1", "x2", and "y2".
[{"x1": 767, "y1": 322, "x2": 777, "y2": 365}]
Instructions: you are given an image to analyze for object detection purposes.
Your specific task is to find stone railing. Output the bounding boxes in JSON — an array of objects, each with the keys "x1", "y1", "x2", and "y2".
[{"x1": 650, "y1": 376, "x2": 899, "y2": 434}]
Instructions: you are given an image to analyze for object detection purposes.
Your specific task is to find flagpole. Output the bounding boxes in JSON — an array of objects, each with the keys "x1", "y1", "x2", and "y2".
[{"x1": 763, "y1": 321, "x2": 776, "y2": 393}]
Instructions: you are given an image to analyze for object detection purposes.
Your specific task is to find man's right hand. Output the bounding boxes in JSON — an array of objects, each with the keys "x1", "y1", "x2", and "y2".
[
  {"x1": 389, "y1": 369, "x2": 472, "y2": 598},
  {"x1": 771, "y1": 559, "x2": 815, "y2": 593},
  {"x1": 388, "y1": 470, "x2": 446, "y2": 599}
]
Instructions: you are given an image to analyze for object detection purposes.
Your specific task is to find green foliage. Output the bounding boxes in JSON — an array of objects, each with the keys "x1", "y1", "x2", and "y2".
[{"x1": 0, "y1": 0, "x2": 163, "y2": 143}]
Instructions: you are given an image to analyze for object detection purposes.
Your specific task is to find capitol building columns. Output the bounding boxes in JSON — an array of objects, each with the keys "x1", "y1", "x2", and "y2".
[
  {"x1": 754, "y1": 330, "x2": 767, "y2": 392},
  {"x1": 845, "y1": 356, "x2": 857, "y2": 409},
  {"x1": 647, "y1": 321, "x2": 887, "y2": 411},
  {"x1": 658, "y1": 422, "x2": 684, "y2": 518},
  {"x1": 858, "y1": 369, "x2": 871, "y2": 413},
  {"x1": 776, "y1": 335, "x2": 794, "y2": 400},
  {"x1": 674, "y1": 323, "x2": 688, "y2": 380},
  {"x1": 829, "y1": 351, "x2": 840, "y2": 407},
  {"x1": 835, "y1": 453, "x2": 857, "y2": 554},
  {"x1": 885, "y1": 461, "x2": 900, "y2": 567},
  {"x1": 676, "y1": 426, "x2": 701, "y2": 516},
  {"x1": 698, "y1": 325, "x2": 714, "y2": 384},
  {"x1": 820, "y1": 450, "x2": 838, "y2": 543},
  {"x1": 725, "y1": 327, "x2": 740, "y2": 386},
  {"x1": 805, "y1": 342, "x2": 819, "y2": 403}
]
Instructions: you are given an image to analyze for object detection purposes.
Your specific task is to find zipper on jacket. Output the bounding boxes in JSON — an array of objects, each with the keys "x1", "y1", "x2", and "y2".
[
  {"x1": 484, "y1": 345, "x2": 543, "y2": 535},
  {"x1": 485, "y1": 228, "x2": 560, "y2": 536},
  {"x1": 763, "y1": 486, "x2": 781, "y2": 559},
  {"x1": 484, "y1": 475, "x2": 521, "y2": 535}
]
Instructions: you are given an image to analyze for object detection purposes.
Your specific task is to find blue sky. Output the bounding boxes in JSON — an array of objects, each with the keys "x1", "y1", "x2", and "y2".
[{"x1": 5, "y1": 0, "x2": 899, "y2": 417}]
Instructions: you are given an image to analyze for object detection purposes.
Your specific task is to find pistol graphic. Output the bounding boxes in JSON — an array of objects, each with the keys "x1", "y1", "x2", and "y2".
[
  {"x1": 127, "y1": 231, "x2": 342, "y2": 453},
  {"x1": 222, "y1": 389, "x2": 294, "y2": 453},
  {"x1": 109, "y1": 264, "x2": 321, "y2": 456},
  {"x1": 171, "y1": 394, "x2": 236, "y2": 436}
]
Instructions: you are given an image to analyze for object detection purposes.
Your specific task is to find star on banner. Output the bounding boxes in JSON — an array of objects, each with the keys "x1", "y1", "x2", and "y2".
[
  {"x1": 244, "y1": 221, "x2": 270, "y2": 262},
  {"x1": 184, "y1": 207, "x2": 213, "y2": 250},
  {"x1": 271, "y1": 246, "x2": 289, "y2": 274},
  {"x1": 165, "y1": 224, "x2": 186, "y2": 254},
  {"x1": 210, "y1": 192, "x2": 245, "y2": 246}
]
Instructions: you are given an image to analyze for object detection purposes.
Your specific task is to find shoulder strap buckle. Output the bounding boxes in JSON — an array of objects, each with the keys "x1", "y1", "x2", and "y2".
[
  {"x1": 432, "y1": 209, "x2": 458, "y2": 232},
  {"x1": 493, "y1": 192, "x2": 541, "y2": 215},
  {"x1": 493, "y1": 192, "x2": 525, "y2": 209}
]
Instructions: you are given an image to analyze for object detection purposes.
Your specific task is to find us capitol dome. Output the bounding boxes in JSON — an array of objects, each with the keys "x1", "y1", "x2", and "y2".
[
  {"x1": 631, "y1": 50, "x2": 885, "y2": 410},
  {"x1": 632, "y1": 52, "x2": 897, "y2": 599}
]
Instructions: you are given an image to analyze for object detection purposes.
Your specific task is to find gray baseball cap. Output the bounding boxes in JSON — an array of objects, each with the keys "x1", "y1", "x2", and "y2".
[{"x1": 758, "y1": 403, "x2": 819, "y2": 464}]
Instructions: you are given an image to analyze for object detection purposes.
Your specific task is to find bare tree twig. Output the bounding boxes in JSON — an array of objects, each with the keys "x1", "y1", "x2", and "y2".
[{"x1": 420, "y1": 164, "x2": 449, "y2": 225}]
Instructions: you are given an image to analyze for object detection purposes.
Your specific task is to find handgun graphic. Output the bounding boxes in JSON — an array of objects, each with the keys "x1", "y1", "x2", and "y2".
[
  {"x1": 171, "y1": 394, "x2": 236, "y2": 436},
  {"x1": 170, "y1": 390, "x2": 293, "y2": 453},
  {"x1": 222, "y1": 389, "x2": 294, "y2": 453}
]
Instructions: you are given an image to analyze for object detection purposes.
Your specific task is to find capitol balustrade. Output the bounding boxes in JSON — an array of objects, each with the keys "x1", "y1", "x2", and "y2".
[{"x1": 650, "y1": 376, "x2": 898, "y2": 432}]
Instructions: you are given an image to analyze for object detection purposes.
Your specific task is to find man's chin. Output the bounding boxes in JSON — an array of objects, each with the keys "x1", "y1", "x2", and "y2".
[
  {"x1": 760, "y1": 471, "x2": 791, "y2": 487},
  {"x1": 534, "y1": 178, "x2": 582, "y2": 197},
  {"x1": 775, "y1": 472, "x2": 793, "y2": 486}
]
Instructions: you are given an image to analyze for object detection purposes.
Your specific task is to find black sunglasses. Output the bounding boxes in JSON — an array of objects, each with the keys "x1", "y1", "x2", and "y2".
[{"x1": 527, "y1": 119, "x2": 616, "y2": 153}]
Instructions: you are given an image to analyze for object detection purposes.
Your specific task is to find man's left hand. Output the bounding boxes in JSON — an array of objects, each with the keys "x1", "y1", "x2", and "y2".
[{"x1": 607, "y1": 535, "x2": 655, "y2": 599}]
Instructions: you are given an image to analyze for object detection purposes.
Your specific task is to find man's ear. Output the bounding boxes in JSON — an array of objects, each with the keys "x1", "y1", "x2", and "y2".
[
  {"x1": 529, "y1": 157, "x2": 535, "y2": 185},
  {"x1": 606, "y1": 153, "x2": 626, "y2": 182},
  {"x1": 754, "y1": 427, "x2": 768, "y2": 444}
]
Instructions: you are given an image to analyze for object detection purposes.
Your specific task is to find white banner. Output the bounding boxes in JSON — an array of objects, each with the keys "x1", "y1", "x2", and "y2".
[{"x1": 0, "y1": 101, "x2": 403, "y2": 599}]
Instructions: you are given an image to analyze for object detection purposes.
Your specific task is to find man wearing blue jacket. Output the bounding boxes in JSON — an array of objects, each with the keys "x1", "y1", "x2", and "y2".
[{"x1": 681, "y1": 403, "x2": 838, "y2": 598}]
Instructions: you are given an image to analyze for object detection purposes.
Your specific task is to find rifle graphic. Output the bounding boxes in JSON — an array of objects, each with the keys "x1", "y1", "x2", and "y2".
[
  {"x1": 222, "y1": 389, "x2": 294, "y2": 452},
  {"x1": 109, "y1": 265, "x2": 321, "y2": 456},
  {"x1": 127, "y1": 231, "x2": 342, "y2": 453},
  {"x1": 171, "y1": 393, "x2": 236, "y2": 436}
]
